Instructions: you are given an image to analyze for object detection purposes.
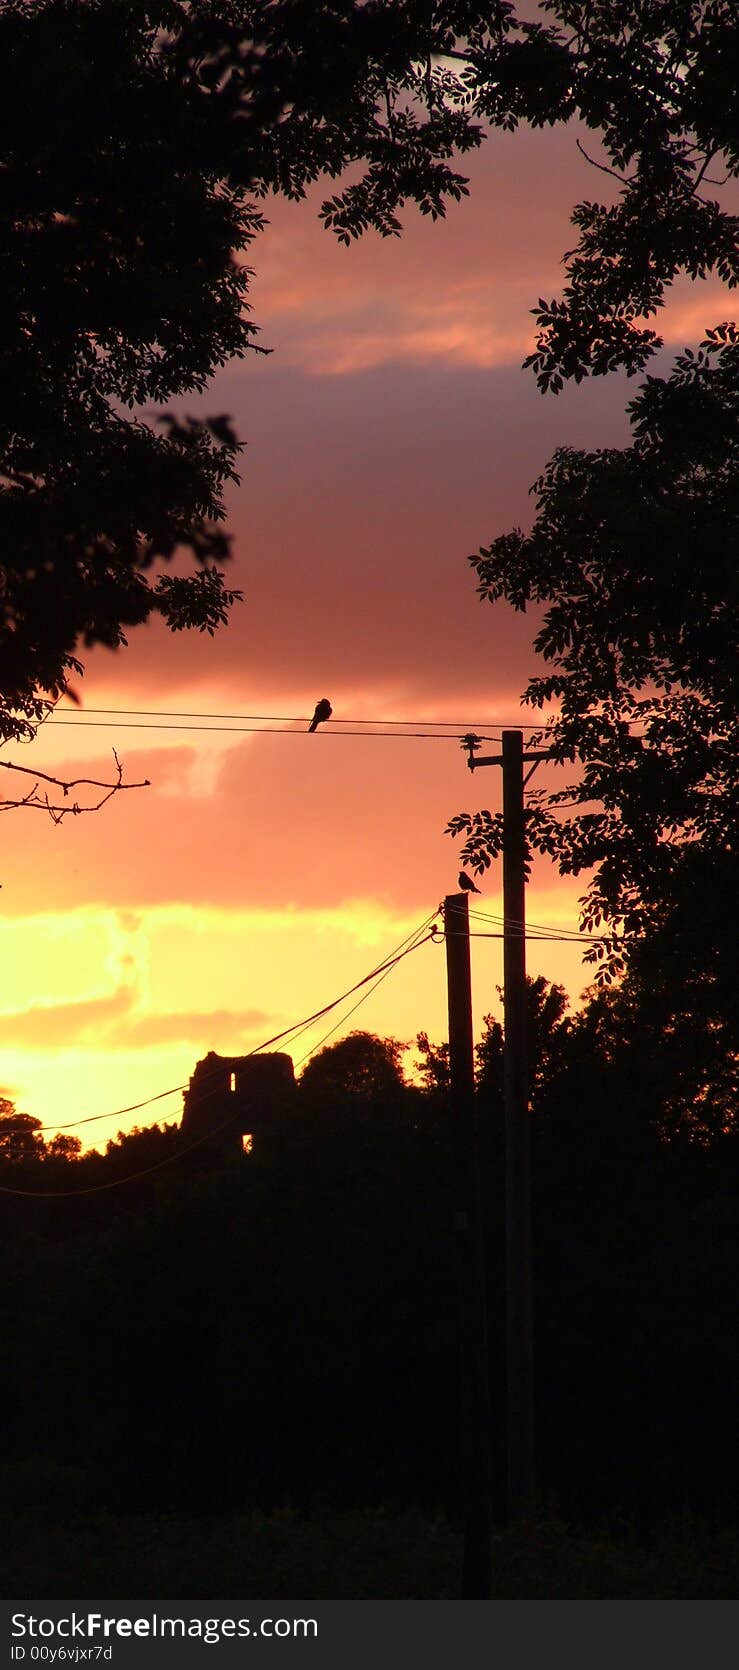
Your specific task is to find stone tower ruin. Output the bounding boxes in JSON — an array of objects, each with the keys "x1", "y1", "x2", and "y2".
[{"x1": 181, "y1": 1050, "x2": 295, "y2": 1159}]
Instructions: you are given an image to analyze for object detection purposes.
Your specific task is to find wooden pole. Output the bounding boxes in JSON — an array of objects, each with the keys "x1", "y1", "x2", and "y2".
[
  {"x1": 501, "y1": 730, "x2": 535, "y2": 1519},
  {"x1": 444, "y1": 891, "x2": 493, "y2": 1596}
]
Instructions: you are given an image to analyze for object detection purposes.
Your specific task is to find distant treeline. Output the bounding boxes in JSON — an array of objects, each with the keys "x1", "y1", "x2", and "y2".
[{"x1": 1, "y1": 976, "x2": 737, "y2": 1532}]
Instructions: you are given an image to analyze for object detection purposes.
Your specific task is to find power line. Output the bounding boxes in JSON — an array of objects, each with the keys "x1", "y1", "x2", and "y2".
[
  {"x1": 47, "y1": 719, "x2": 505, "y2": 742},
  {"x1": 2, "y1": 913, "x2": 441, "y2": 1138},
  {"x1": 291, "y1": 965, "x2": 396, "y2": 1067},
  {"x1": 0, "y1": 898, "x2": 610, "y2": 1197},
  {"x1": 40, "y1": 709, "x2": 660, "y2": 746},
  {"x1": 467, "y1": 931, "x2": 610, "y2": 944},
  {"x1": 55, "y1": 706, "x2": 547, "y2": 730},
  {"x1": 466, "y1": 906, "x2": 609, "y2": 943},
  {"x1": 0, "y1": 1107, "x2": 256, "y2": 1200},
  {"x1": 291, "y1": 917, "x2": 436, "y2": 1068},
  {"x1": 0, "y1": 921, "x2": 438, "y2": 1198},
  {"x1": 242, "y1": 913, "x2": 439, "y2": 1070},
  {"x1": 3, "y1": 906, "x2": 595, "y2": 1145},
  {"x1": 14, "y1": 1084, "x2": 189, "y2": 1134}
]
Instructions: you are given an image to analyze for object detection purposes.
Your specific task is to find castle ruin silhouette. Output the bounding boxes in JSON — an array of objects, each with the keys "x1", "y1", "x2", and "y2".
[{"x1": 181, "y1": 1050, "x2": 295, "y2": 1158}]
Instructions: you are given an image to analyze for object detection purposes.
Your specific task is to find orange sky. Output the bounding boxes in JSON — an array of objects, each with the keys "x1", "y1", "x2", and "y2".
[{"x1": 2, "y1": 120, "x2": 734, "y2": 1147}]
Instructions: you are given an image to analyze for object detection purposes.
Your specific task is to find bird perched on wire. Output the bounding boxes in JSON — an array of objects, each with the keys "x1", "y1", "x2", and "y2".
[
  {"x1": 308, "y1": 698, "x2": 332, "y2": 732},
  {"x1": 458, "y1": 871, "x2": 481, "y2": 894}
]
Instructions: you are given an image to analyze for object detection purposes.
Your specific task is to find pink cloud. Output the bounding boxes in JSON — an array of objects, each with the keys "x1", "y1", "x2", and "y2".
[
  {"x1": 0, "y1": 986, "x2": 136, "y2": 1047},
  {"x1": 68, "y1": 354, "x2": 631, "y2": 721},
  {"x1": 108, "y1": 1007, "x2": 271, "y2": 1050},
  {"x1": 0, "y1": 983, "x2": 270, "y2": 1052},
  {"x1": 248, "y1": 124, "x2": 737, "y2": 374}
]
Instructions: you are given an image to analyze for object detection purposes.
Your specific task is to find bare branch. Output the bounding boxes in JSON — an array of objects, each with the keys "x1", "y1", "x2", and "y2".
[{"x1": 0, "y1": 751, "x2": 150, "y2": 820}]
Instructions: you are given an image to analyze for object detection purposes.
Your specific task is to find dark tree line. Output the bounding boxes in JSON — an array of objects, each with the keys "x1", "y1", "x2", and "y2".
[{"x1": 2, "y1": 990, "x2": 737, "y2": 1532}]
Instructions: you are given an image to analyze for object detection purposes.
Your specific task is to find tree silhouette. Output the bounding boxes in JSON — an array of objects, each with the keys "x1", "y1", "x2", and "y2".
[
  {"x1": 0, "y1": 1102, "x2": 45, "y2": 1165},
  {"x1": 414, "y1": 1031, "x2": 451, "y2": 1097},
  {"x1": 43, "y1": 1133, "x2": 83, "y2": 1164},
  {"x1": 208, "y1": 1, "x2": 738, "y2": 387},
  {"x1": 1, "y1": 0, "x2": 253, "y2": 744},
  {"x1": 5, "y1": 3, "x2": 738, "y2": 746},
  {"x1": 450, "y1": 328, "x2": 739, "y2": 988},
  {"x1": 299, "y1": 1030, "x2": 408, "y2": 1114},
  {"x1": 592, "y1": 854, "x2": 739, "y2": 1142}
]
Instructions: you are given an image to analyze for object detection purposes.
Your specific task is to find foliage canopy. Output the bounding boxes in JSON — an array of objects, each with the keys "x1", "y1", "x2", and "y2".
[
  {"x1": 450, "y1": 325, "x2": 739, "y2": 974},
  {"x1": 3, "y1": 1, "x2": 738, "y2": 742}
]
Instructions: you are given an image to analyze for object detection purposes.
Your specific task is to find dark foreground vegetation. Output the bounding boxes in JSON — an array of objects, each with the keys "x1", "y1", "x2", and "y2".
[
  {"x1": 3, "y1": 1501, "x2": 739, "y2": 1599},
  {"x1": 2, "y1": 980, "x2": 737, "y2": 1596}
]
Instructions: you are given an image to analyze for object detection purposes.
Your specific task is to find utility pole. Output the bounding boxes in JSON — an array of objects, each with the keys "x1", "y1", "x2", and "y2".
[
  {"x1": 444, "y1": 891, "x2": 493, "y2": 1597},
  {"x1": 464, "y1": 728, "x2": 537, "y2": 1521},
  {"x1": 501, "y1": 731, "x2": 535, "y2": 1520}
]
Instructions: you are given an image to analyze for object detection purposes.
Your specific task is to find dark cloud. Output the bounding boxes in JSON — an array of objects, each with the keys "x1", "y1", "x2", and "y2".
[{"x1": 78, "y1": 356, "x2": 631, "y2": 712}]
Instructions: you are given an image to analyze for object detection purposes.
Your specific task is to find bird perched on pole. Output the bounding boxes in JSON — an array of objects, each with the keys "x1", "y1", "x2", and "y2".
[
  {"x1": 458, "y1": 871, "x2": 481, "y2": 894},
  {"x1": 308, "y1": 698, "x2": 332, "y2": 732}
]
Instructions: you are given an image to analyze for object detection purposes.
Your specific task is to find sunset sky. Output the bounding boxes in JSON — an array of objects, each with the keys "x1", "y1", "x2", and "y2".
[{"x1": 2, "y1": 117, "x2": 732, "y2": 1147}]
